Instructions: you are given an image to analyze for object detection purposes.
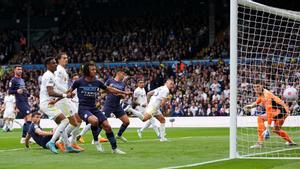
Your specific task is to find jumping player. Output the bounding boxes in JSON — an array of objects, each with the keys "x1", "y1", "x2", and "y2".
[
  {"x1": 127, "y1": 79, "x2": 174, "y2": 142},
  {"x1": 243, "y1": 80, "x2": 296, "y2": 148},
  {"x1": 134, "y1": 79, "x2": 160, "y2": 139},
  {"x1": 68, "y1": 61, "x2": 131, "y2": 154}
]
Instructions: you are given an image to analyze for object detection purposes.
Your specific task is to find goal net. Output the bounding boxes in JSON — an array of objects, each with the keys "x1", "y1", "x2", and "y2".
[{"x1": 233, "y1": 0, "x2": 300, "y2": 159}]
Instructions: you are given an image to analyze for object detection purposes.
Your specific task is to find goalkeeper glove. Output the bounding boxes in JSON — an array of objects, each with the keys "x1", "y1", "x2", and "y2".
[
  {"x1": 243, "y1": 105, "x2": 252, "y2": 112},
  {"x1": 262, "y1": 125, "x2": 271, "y2": 140}
]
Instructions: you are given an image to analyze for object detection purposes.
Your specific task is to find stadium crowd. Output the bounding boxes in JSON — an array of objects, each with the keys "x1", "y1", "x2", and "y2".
[
  {"x1": 1, "y1": 0, "x2": 229, "y2": 65},
  {"x1": 0, "y1": 61, "x2": 232, "y2": 118},
  {"x1": 1, "y1": 60, "x2": 298, "y2": 118}
]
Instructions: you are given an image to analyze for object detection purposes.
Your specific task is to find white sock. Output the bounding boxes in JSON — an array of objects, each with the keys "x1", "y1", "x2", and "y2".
[
  {"x1": 2, "y1": 123, "x2": 7, "y2": 131},
  {"x1": 61, "y1": 130, "x2": 70, "y2": 146},
  {"x1": 141, "y1": 120, "x2": 152, "y2": 132},
  {"x1": 150, "y1": 118, "x2": 160, "y2": 137},
  {"x1": 160, "y1": 123, "x2": 166, "y2": 139},
  {"x1": 9, "y1": 121, "x2": 14, "y2": 130},
  {"x1": 58, "y1": 123, "x2": 75, "y2": 143},
  {"x1": 79, "y1": 123, "x2": 91, "y2": 137},
  {"x1": 65, "y1": 124, "x2": 76, "y2": 136},
  {"x1": 70, "y1": 125, "x2": 80, "y2": 144},
  {"x1": 128, "y1": 108, "x2": 144, "y2": 121},
  {"x1": 51, "y1": 118, "x2": 68, "y2": 143}
]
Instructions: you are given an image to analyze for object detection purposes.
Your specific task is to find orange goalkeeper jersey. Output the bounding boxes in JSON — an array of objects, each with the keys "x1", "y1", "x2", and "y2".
[{"x1": 255, "y1": 89, "x2": 289, "y2": 125}]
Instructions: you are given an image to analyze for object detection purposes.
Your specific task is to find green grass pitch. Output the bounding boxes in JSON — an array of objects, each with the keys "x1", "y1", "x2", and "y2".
[{"x1": 1, "y1": 128, "x2": 300, "y2": 169}]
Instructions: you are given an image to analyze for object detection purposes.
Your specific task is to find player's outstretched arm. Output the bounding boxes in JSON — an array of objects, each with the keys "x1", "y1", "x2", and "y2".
[
  {"x1": 106, "y1": 86, "x2": 132, "y2": 96},
  {"x1": 243, "y1": 102, "x2": 257, "y2": 112}
]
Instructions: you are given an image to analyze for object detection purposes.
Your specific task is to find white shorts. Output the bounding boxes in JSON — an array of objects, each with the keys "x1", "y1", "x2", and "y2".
[
  {"x1": 40, "y1": 102, "x2": 63, "y2": 120},
  {"x1": 55, "y1": 98, "x2": 78, "y2": 118},
  {"x1": 3, "y1": 109, "x2": 15, "y2": 119},
  {"x1": 145, "y1": 105, "x2": 162, "y2": 116}
]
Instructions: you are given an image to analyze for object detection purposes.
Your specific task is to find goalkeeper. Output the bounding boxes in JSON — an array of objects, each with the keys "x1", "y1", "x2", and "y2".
[{"x1": 243, "y1": 80, "x2": 296, "y2": 148}]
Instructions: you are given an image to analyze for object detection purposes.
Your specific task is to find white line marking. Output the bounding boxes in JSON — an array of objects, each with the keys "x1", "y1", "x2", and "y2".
[
  {"x1": 0, "y1": 147, "x2": 39, "y2": 153},
  {"x1": 241, "y1": 146, "x2": 300, "y2": 158},
  {"x1": 159, "y1": 158, "x2": 231, "y2": 169}
]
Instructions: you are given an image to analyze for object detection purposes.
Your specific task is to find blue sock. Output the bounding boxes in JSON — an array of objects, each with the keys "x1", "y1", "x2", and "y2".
[
  {"x1": 91, "y1": 126, "x2": 101, "y2": 142},
  {"x1": 106, "y1": 132, "x2": 117, "y2": 150},
  {"x1": 117, "y1": 124, "x2": 128, "y2": 137},
  {"x1": 22, "y1": 121, "x2": 32, "y2": 138}
]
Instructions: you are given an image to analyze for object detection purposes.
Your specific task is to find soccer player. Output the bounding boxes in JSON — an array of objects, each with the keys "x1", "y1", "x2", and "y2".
[
  {"x1": 9, "y1": 65, "x2": 32, "y2": 143},
  {"x1": 102, "y1": 71, "x2": 131, "y2": 142},
  {"x1": 25, "y1": 112, "x2": 54, "y2": 149},
  {"x1": 68, "y1": 61, "x2": 131, "y2": 154},
  {"x1": 134, "y1": 79, "x2": 160, "y2": 139},
  {"x1": 243, "y1": 80, "x2": 296, "y2": 148},
  {"x1": 54, "y1": 53, "x2": 84, "y2": 151},
  {"x1": 39, "y1": 57, "x2": 80, "y2": 154},
  {"x1": 127, "y1": 79, "x2": 174, "y2": 142},
  {"x1": 2, "y1": 91, "x2": 16, "y2": 132}
]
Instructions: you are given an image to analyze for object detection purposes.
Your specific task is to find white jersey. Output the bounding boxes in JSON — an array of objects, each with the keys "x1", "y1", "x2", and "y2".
[
  {"x1": 54, "y1": 65, "x2": 69, "y2": 94},
  {"x1": 133, "y1": 87, "x2": 147, "y2": 106},
  {"x1": 148, "y1": 85, "x2": 169, "y2": 109},
  {"x1": 4, "y1": 95, "x2": 15, "y2": 112},
  {"x1": 40, "y1": 70, "x2": 56, "y2": 104}
]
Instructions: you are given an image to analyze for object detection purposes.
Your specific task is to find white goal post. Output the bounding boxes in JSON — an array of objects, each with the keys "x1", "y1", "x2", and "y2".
[{"x1": 230, "y1": 0, "x2": 300, "y2": 159}]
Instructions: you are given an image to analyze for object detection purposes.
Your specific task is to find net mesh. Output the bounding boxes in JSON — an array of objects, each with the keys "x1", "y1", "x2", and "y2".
[{"x1": 237, "y1": 0, "x2": 300, "y2": 158}]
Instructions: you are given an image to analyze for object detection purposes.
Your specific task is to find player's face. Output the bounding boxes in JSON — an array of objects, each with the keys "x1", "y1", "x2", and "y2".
[
  {"x1": 48, "y1": 59, "x2": 58, "y2": 72},
  {"x1": 138, "y1": 81, "x2": 145, "y2": 88},
  {"x1": 166, "y1": 80, "x2": 174, "y2": 90},
  {"x1": 72, "y1": 75, "x2": 79, "y2": 82},
  {"x1": 117, "y1": 72, "x2": 126, "y2": 81},
  {"x1": 59, "y1": 54, "x2": 68, "y2": 66},
  {"x1": 32, "y1": 114, "x2": 41, "y2": 123},
  {"x1": 89, "y1": 65, "x2": 97, "y2": 77},
  {"x1": 14, "y1": 67, "x2": 23, "y2": 76},
  {"x1": 254, "y1": 84, "x2": 263, "y2": 95}
]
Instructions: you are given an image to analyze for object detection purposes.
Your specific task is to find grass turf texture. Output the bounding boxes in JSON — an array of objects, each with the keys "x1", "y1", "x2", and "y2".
[{"x1": 0, "y1": 128, "x2": 300, "y2": 169}]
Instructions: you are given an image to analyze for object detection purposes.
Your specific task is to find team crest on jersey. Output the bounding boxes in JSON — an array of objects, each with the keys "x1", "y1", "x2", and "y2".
[{"x1": 84, "y1": 114, "x2": 88, "y2": 119}]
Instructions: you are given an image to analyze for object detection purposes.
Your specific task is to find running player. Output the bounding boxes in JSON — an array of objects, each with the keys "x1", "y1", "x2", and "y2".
[
  {"x1": 2, "y1": 91, "x2": 16, "y2": 132},
  {"x1": 134, "y1": 79, "x2": 160, "y2": 139},
  {"x1": 39, "y1": 57, "x2": 80, "y2": 154},
  {"x1": 102, "y1": 71, "x2": 131, "y2": 142},
  {"x1": 127, "y1": 79, "x2": 174, "y2": 142},
  {"x1": 9, "y1": 65, "x2": 31, "y2": 143},
  {"x1": 68, "y1": 61, "x2": 131, "y2": 154},
  {"x1": 54, "y1": 53, "x2": 84, "y2": 151},
  {"x1": 25, "y1": 112, "x2": 54, "y2": 149},
  {"x1": 243, "y1": 80, "x2": 296, "y2": 148}
]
